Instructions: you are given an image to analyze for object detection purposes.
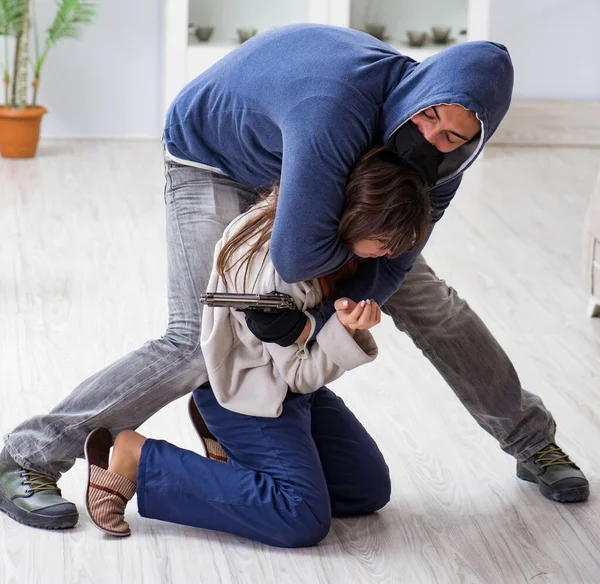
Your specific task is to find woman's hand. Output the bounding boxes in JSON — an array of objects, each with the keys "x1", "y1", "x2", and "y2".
[{"x1": 334, "y1": 298, "x2": 381, "y2": 337}]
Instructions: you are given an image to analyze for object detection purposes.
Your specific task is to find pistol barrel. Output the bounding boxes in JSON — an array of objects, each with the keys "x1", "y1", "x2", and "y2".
[{"x1": 200, "y1": 292, "x2": 296, "y2": 310}]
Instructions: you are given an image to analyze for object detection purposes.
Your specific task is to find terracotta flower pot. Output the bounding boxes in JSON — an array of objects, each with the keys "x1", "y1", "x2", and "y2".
[{"x1": 0, "y1": 106, "x2": 47, "y2": 158}]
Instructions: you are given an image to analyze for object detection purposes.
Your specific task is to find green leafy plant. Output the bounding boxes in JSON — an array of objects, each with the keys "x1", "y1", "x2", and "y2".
[{"x1": 0, "y1": 0, "x2": 97, "y2": 108}]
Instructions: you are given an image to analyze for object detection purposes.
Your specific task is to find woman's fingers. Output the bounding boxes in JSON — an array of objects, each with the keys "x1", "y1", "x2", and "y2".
[
  {"x1": 336, "y1": 299, "x2": 381, "y2": 330},
  {"x1": 358, "y1": 300, "x2": 381, "y2": 329},
  {"x1": 334, "y1": 297, "x2": 356, "y2": 312},
  {"x1": 348, "y1": 300, "x2": 366, "y2": 322},
  {"x1": 352, "y1": 300, "x2": 368, "y2": 328},
  {"x1": 357, "y1": 300, "x2": 375, "y2": 328}
]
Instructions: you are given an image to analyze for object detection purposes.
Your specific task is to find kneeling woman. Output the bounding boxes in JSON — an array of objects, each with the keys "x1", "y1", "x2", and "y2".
[{"x1": 83, "y1": 146, "x2": 430, "y2": 547}]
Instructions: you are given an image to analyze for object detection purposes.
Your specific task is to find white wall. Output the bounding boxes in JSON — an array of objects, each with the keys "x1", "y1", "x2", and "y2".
[
  {"x1": 32, "y1": 0, "x2": 162, "y2": 138},
  {"x1": 3, "y1": 0, "x2": 598, "y2": 140},
  {"x1": 487, "y1": 0, "x2": 600, "y2": 100}
]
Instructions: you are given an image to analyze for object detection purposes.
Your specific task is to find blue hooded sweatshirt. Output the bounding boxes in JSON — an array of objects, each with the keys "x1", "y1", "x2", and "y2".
[{"x1": 164, "y1": 24, "x2": 513, "y2": 334}]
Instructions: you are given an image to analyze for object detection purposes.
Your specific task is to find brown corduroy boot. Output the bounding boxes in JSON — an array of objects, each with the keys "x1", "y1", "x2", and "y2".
[
  {"x1": 84, "y1": 428, "x2": 136, "y2": 537},
  {"x1": 203, "y1": 438, "x2": 228, "y2": 463},
  {"x1": 188, "y1": 396, "x2": 228, "y2": 463},
  {"x1": 87, "y1": 465, "x2": 136, "y2": 536}
]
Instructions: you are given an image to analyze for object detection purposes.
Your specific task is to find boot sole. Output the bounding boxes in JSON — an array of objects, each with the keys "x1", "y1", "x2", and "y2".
[
  {"x1": 0, "y1": 490, "x2": 78, "y2": 529},
  {"x1": 517, "y1": 465, "x2": 590, "y2": 503}
]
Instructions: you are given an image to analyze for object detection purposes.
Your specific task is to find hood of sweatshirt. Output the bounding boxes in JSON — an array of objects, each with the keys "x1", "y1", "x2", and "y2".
[{"x1": 381, "y1": 40, "x2": 514, "y2": 185}]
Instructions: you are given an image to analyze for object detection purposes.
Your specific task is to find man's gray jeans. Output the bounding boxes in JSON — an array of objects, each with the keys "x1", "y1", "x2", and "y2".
[{"x1": 3, "y1": 159, "x2": 556, "y2": 478}]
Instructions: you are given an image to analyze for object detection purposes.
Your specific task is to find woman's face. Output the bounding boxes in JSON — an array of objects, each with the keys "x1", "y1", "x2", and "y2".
[{"x1": 351, "y1": 239, "x2": 391, "y2": 259}]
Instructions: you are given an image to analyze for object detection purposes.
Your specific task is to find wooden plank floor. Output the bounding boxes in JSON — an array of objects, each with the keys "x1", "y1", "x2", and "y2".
[{"x1": 1, "y1": 141, "x2": 599, "y2": 584}]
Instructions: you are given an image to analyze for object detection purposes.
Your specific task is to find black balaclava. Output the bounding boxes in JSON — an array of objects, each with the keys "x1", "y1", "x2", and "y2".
[{"x1": 392, "y1": 121, "x2": 444, "y2": 185}]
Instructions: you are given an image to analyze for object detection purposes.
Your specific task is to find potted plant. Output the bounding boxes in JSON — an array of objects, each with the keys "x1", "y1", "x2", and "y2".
[{"x1": 0, "y1": 0, "x2": 97, "y2": 158}]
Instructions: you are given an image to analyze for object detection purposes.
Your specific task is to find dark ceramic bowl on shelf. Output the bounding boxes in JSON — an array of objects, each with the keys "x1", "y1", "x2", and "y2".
[
  {"x1": 237, "y1": 28, "x2": 258, "y2": 43},
  {"x1": 431, "y1": 26, "x2": 451, "y2": 44},
  {"x1": 406, "y1": 31, "x2": 428, "y2": 47},
  {"x1": 195, "y1": 26, "x2": 214, "y2": 42},
  {"x1": 365, "y1": 23, "x2": 388, "y2": 41}
]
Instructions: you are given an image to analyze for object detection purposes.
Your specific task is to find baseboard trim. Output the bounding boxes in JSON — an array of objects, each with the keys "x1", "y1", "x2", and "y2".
[
  {"x1": 37, "y1": 101, "x2": 600, "y2": 147},
  {"x1": 490, "y1": 100, "x2": 600, "y2": 147}
]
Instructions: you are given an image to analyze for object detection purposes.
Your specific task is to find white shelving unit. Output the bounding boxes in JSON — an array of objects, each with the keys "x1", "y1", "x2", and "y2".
[
  {"x1": 162, "y1": 0, "x2": 483, "y2": 120},
  {"x1": 349, "y1": 0, "x2": 469, "y2": 60}
]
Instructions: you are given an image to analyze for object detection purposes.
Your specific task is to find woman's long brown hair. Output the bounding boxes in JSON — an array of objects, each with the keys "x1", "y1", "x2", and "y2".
[{"x1": 216, "y1": 146, "x2": 430, "y2": 301}]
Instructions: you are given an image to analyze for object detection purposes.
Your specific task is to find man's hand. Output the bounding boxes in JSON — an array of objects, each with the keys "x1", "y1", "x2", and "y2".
[
  {"x1": 242, "y1": 306, "x2": 308, "y2": 347},
  {"x1": 334, "y1": 297, "x2": 381, "y2": 337}
]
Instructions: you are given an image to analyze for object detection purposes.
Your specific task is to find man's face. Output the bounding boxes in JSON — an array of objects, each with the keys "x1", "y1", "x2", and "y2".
[{"x1": 410, "y1": 104, "x2": 480, "y2": 153}]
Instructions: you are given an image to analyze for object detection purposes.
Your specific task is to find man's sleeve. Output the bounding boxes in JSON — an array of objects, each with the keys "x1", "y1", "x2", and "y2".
[
  {"x1": 271, "y1": 97, "x2": 374, "y2": 284},
  {"x1": 307, "y1": 174, "x2": 463, "y2": 336}
]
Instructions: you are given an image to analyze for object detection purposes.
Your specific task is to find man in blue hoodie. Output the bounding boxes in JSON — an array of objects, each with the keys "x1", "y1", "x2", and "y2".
[{"x1": 0, "y1": 24, "x2": 588, "y2": 531}]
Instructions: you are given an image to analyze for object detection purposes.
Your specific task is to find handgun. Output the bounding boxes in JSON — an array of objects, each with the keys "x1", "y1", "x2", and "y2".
[{"x1": 200, "y1": 291, "x2": 297, "y2": 312}]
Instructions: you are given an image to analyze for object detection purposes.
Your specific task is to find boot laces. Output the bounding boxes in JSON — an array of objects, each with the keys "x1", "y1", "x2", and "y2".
[
  {"x1": 534, "y1": 443, "x2": 578, "y2": 470},
  {"x1": 20, "y1": 470, "x2": 61, "y2": 495}
]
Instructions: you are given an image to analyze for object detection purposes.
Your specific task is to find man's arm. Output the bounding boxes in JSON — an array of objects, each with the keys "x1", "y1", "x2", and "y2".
[
  {"x1": 271, "y1": 96, "x2": 374, "y2": 284},
  {"x1": 306, "y1": 174, "x2": 463, "y2": 335}
]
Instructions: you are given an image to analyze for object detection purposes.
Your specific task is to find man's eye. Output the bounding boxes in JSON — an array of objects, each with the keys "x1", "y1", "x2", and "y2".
[{"x1": 445, "y1": 132, "x2": 456, "y2": 144}]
